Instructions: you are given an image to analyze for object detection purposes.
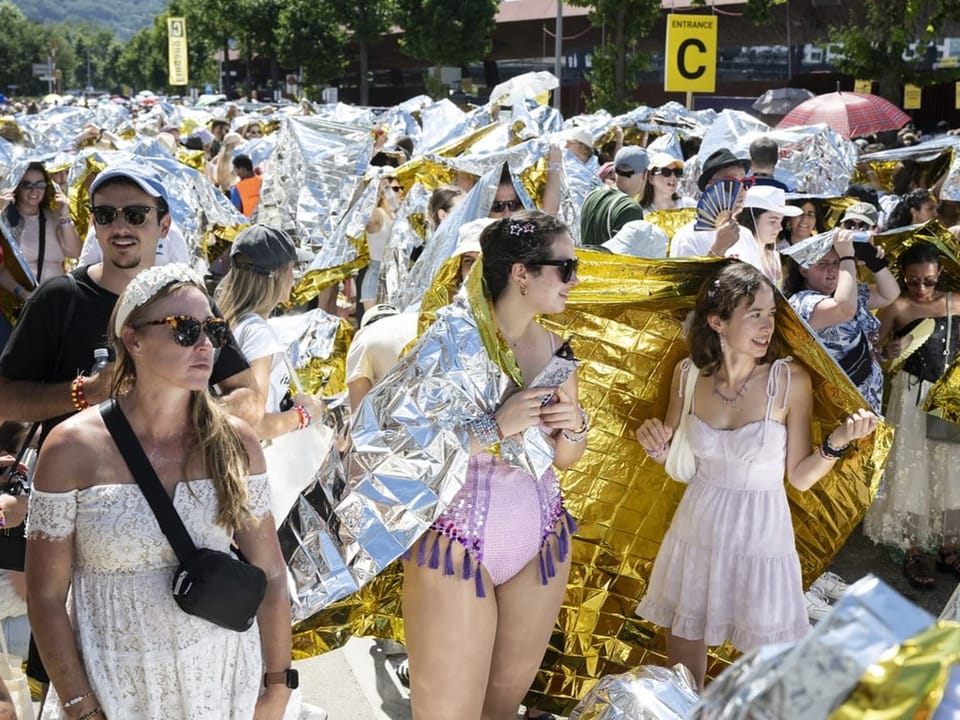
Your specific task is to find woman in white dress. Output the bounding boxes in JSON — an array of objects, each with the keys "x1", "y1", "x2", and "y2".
[{"x1": 25, "y1": 265, "x2": 293, "y2": 720}]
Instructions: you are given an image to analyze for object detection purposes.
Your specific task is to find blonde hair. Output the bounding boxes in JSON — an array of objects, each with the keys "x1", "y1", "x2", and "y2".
[
  {"x1": 108, "y1": 280, "x2": 254, "y2": 534},
  {"x1": 214, "y1": 265, "x2": 288, "y2": 326}
]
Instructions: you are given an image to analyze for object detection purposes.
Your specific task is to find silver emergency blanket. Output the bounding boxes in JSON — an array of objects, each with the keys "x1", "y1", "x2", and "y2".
[
  {"x1": 568, "y1": 665, "x2": 700, "y2": 720},
  {"x1": 941, "y1": 581, "x2": 960, "y2": 622},
  {"x1": 690, "y1": 575, "x2": 933, "y2": 720},
  {"x1": 276, "y1": 293, "x2": 554, "y2": 619}
]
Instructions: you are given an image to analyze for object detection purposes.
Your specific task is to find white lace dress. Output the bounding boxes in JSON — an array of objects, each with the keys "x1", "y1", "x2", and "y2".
[{"x1": 27, "y1": 474, "x2": 271, "y2": 720}]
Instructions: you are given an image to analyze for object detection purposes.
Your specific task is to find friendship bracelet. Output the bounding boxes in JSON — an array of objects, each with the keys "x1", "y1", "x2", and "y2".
[
  {"x1": 63, "y1": 691, "x2": 94, "y2": 709},
  {"x1": 58, "y1": 216, "x2": 73, "y2": 225},
  {"x1": 70, "y1": 375, "x2": 89, "y2": 412},
  {"x1": 646, "y1": 445, "x2": 667, "y2": 460},
  {"x1": 819, "y1": 435, "x2": 849, "y2": 460},
  {"x1": 547, "y1": 161, "x2": 563, "y2": 173},
  {"x1": 293, "y1": 403, "x2": 312, "y2": 430},
  {"x1": 561, "y1": 407, "x2": 590, "y2": 443},
  {"x1": 468, "y1": 413, "x2": 503, "y2": 449},
  {"x1": 77, "y1": 707, "x2": 103, "y2": 720}
]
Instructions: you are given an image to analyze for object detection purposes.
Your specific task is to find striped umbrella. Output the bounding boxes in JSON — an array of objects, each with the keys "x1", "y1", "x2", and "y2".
[{"x1": 776, "y1": 91, "x2": 911, "y2": 139}]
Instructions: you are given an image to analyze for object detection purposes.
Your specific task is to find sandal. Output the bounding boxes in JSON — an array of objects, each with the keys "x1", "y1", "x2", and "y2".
[
  {"x1": 937, "y1": 548, "x2": 960, "y2": 580},
  {"x1": 903, "y1": 551, "x2": 936, "y2": 589}
]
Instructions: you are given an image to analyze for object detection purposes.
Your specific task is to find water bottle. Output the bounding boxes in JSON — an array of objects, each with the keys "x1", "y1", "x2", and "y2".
[
  {"x1": 90, "y1": 347, "x2": 111, "y2": 375},
  {"x1": 850, "y1": 231, "x2": 873, "y2": 243}
]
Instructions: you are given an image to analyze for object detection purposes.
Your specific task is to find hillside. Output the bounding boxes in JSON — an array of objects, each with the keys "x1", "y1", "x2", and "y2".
[{"x1": 12, "y1": 0, "x2": 167, "y2": 40}]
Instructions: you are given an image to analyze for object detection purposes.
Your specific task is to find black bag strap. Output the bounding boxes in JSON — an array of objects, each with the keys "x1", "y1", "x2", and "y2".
[
  {"x1": 35, "y1": 210, "x2": 45, "y2": 284},
  {"x1": 98, "y1": 398, "x2": 197, "y2": 563}
]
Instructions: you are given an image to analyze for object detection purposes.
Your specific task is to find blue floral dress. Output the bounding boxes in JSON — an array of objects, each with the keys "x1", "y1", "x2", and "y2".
[{"x1": 789, "y1": 283, "x2": 882, "y2": 412}]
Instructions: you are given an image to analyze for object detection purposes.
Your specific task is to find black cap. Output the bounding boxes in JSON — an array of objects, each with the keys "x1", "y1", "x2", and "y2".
[
  {"x1": 230, "y1": 224, "x2": 313, "y2": 276},
  {"x1": 697, "y1": 149, "x2": 752, "y2": 191}
]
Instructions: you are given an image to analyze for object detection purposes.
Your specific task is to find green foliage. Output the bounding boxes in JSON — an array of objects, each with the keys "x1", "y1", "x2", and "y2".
[
  {"x1": 275, "y1": 0, "x2": 347, "y2": 90},
  {"x1": 567, "y1": 0, "x2": 660, "y2": 113},
  {"x1": 827, "y1": 0, "x2": 960, "y2": 101},
  {"x1": 394, "y1": 0, "x2": 499, "y2": 67}
]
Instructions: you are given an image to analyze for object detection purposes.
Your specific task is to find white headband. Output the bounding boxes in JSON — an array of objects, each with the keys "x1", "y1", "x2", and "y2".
[{"x1": 114, "y1": 263, "x2": 205, "y2": 336}]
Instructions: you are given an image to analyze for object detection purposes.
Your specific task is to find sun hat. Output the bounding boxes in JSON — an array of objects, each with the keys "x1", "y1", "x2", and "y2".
[
  {"x1": 565, "y1": 127, "x2": 594, "y2": 150},
  {"x1": 697, "y1": 148, "x2": 751, "y2": 191},
  {"x1": 453, "y1": 218, "x2": 495, "y2": 257},
  {"x1": 741, "y1": 186, "x2": 803, "y2": 216},
  {"x1": 649, "y1": 152, "x2": 683, "y2": 169}
]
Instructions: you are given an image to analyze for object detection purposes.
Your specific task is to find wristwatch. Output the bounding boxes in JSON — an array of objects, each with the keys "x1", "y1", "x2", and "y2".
[{"x1": 263, "y1": 668, "x2": 299, "y2": 689}]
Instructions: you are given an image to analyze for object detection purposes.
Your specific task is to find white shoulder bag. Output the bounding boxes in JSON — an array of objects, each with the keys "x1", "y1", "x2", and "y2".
[{"x1": 664, "y1": 359, "x2": 699, "y2": 484}]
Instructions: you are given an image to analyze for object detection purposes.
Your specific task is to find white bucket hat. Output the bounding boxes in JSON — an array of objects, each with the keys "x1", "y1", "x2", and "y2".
[{"x1": 741, "y1": 185, "x2": 802, "y2": 216}]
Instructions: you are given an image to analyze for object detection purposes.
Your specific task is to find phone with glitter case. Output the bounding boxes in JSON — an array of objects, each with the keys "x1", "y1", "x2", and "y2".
[{"x1": 529, "y1": 340, "x2": 577, "y2": 406}]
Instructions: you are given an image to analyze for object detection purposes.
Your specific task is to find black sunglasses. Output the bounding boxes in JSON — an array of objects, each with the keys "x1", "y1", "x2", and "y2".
[
  {"x1": 905, "y1": 278, "x2": 939, "y2": 288},
  {"x1": 841, "y1": 221, "x2": 871, "y2": 231},
  {"x1": 90, "y1": 205, "x2": 161, "y2": 227},
  {"x1": 134, "y1": 315, "x2": 231, "y2": 348},
  {"x1": 707, "y1": 176, "x2": 753, "y2": 189},
  {"x1": 653, "y1": 167, "x2": 683, "y2": 178},
  {"x1": 530, "y1": 258, "x2": 579, "y2": 283},
  {"x1": 389, "y1": 185, "x2": 403, "y2": 193},
  {"x1": 491, "y1": 199, "x2": 523, "y2": 213},
  {"x1": 19, "y1": 181, "x2": 47, "y2": 191},
  {"x1": 615, "y1": 167, "x2": 638, "y2": 178}
]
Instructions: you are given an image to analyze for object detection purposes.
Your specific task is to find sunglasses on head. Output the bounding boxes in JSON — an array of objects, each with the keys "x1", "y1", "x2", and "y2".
[
  {"x1": 18, "y1": 181, "x2": 47, "y2": 191},
  {"x1": 90, "y1": 205, "x2": 161, "y2": 227},
  {"x1": 842, "y1": 220, "x2": 871, "y2": 231},
  {"x1": 653, "y1": 167, "x2": 683, "y2": 178},
  {"x1": 905, "y1": 277, "x2": 939, "y2": 288},
  {"x1": 134, "y1": 315, "x2": 231, "y2": 348},
  {"x1": 530, "y1": 257, "x2": 579, "y2": 283},
  {"x1": 491, "y1": 199, "x2": 523, "y2": 213}
]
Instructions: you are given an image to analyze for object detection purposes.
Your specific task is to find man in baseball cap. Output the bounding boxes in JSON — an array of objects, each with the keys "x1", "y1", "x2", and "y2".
[
  {"x1": 230, "y1": 224, "x2": 314, "y2": 276},
  {"x1": 613, "y1": 145, "x2": 649, "y2": 200}
]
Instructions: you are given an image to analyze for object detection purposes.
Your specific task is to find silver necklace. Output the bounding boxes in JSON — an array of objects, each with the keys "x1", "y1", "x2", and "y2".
[{"x1": 712, "y1": 364, "x2": 758, "y2": 407}]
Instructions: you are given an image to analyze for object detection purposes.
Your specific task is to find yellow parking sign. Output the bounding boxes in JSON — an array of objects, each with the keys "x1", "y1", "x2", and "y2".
[{"x1": 664, "y1": 14, "x2": 717, "y2": 93}]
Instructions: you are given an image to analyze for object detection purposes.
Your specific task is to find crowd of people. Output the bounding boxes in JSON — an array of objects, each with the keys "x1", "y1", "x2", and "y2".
[{"x1": 0, "y1": 88, "x2": 954, "y2": 719}]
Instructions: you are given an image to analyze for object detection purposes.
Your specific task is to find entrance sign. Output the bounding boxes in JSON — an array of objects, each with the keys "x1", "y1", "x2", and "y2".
[{"x1": 664, "y1": 14, "x2": 717, "y2": 93}]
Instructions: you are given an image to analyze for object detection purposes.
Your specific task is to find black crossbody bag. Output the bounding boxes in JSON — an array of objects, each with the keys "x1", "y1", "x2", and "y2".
[{"x1": 99, "y1": 399, "x2": 266, "y2": 632}]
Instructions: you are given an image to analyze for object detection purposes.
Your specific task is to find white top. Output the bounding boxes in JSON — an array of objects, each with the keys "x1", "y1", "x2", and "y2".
[
  {"x1": 669, "y1": 220, "x2": 762, "y2": 269},
  {"x1": 346, "y1": 313, "x2": 419, "y2": 386},
  {"x1": 27, "y1": 476, "x2": 271, "y2": 719},
  {"x1": 233, "y1": 314, "x2": 289, "y2": 414},
  {"x1": 642, "y1": 196, "x2": 696, "y2": 214},
  {"x1": 78, "y1": 221, "x2": 191, "y2": 267}
]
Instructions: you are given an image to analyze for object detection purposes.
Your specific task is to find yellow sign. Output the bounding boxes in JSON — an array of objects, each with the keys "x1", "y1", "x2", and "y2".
[
  {"x1": 854, "y1": 79, "x2": 872, "y2": 94},
  {"x1": 904, "y1": 83, "x2": 922, "y2": 110},
  {"x1": 955, "y1": 81, "x2": 960, "y2": 110},
  {"x1": 167, "y1": 17, "x2": 189, "y2": 87},
  {"x1": 664, "y1": 14, "x2": 717, "y2": 93}
]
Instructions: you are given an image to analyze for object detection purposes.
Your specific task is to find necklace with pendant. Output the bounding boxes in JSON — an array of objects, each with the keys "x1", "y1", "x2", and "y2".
[{"x1": 712, "y1": 364, "x2": 758, "y2": 407}]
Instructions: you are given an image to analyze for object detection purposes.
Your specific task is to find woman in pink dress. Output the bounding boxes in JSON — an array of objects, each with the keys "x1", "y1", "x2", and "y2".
[{"x1": 634, "y1": 262, "x2": 878, "y2": 688}]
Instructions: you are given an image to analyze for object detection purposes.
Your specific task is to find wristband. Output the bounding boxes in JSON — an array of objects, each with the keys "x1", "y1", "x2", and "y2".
[
  {"x1": 71, "y1": 375, "x2": 90, "y2": 412},
  {"x1": 292, "y1": 403, "x2": 312, "y2": 430},
  {"x1": 547, "y1": 161, "x2": 563, "y2": 173},
  {"x1": 468, "y1": 413, "x2": 503, "y2": 448},
  {"x1": 837, "y1": 256, "x2": 856, "y2": 264},
  {"x1": 63, "y1": 691, "x2": 95, "y2": 709},
  {"x1": 59, "y1": 217, "x2": 73, "y2": 225}
]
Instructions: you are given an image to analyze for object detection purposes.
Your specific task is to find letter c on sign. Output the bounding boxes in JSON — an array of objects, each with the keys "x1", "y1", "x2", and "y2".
[{"x1": 678, "y1": 38, "x2": 707, "y2": 79}]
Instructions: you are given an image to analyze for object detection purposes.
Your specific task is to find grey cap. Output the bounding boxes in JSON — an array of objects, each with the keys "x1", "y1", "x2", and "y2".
[
  {"x1": 90, "y1": 162, "x2": 170, "y2": 209},
  {"x1": 230, "y1": 224, "x2": 313, "y2": 276},
  {"x1": 614, "y1": 146, "x2": 649, "y2": 175},
  {"x1": 840, "y1": 202, "x2": 879, "y2": 227}
]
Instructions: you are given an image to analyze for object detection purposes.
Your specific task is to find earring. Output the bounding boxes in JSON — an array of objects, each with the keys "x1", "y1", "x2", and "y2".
[
  {"x1": 520, "y1": 284, "x2": 528, "y2": 296},
  {"x1": 718, "y1": 334, "x2": 725, "y2": 352}
]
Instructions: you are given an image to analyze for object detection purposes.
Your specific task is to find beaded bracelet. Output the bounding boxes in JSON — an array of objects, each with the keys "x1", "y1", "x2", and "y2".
[
  {"x1": 58, "y1": 216, "x2": 73, "y2": 225},
  {"x1": 646, "y1": 445, "x2": 667, "y2": 460},
  {"x1": 63, "y1": 690, "x2": 94, "y2": 709},
  {"x1": 468, "y1": 413, "x2": 503, "y2": 449},
  {"x1": 819, "y1": 435, "x2": 849, "y2": 460},
  {"x1": 293, "y1": 403, "x2": 312, "y2": 430},
  {"x1": 547, "y1": 161, "x2": 563, "y2": 173},
  {"x1": 70, "y1": 375, "x2": 89, "y2": 412},
  {"x1": 561, "y1": 407, "x2": 590, "y2": 443},
  {"x1": 77, "y1": 707, "x2": 103, "y2": 720}
]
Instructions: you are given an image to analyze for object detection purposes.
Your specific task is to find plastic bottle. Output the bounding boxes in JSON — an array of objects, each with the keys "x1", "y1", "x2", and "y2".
[{"x1": 90, "y1": 347, "x2": 111, "y2": 375}]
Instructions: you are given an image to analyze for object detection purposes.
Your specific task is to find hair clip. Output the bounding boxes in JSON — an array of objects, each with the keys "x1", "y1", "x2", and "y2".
[
  {"x1": 509, "y1": 221, "x2": 537, "y2": 237},
  {"x1": 706, "y1": 278, "x2": 720, "y2": 300}
]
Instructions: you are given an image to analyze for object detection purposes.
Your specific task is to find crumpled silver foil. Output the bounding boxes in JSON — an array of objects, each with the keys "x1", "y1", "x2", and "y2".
[
  {"x1": 257, "y1": 114, "x2": 373, "y2": 246},
  {"x1": 690, "y1": 110, "x2": 857, "y2": 196},
  {"x1": 780, "y1": 227, "x2": 837, "y2": 267},
  {"x1": 277, "y1": 293, "x2": 554, "y2": 619},
  {"x1": 690, "y1": 575, "x2": 934, "y2": 720},
  {"x1": 568, "y1": 664, "x2": 700, "y2": 720},
  {"x1": 381, "y1": 181, "x2": 431, "y2": 305},
  {"x1": 940, "y1": 581, "x2": 960, "y2": 622},
  {"x1": 14, "y1": 103, "x2": 130, "y2": 155}
]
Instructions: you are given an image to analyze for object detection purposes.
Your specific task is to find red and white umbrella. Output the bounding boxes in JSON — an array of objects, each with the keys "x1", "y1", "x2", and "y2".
[{"x1": 776, "y1": 91, "x2": 911, "y2": 139}]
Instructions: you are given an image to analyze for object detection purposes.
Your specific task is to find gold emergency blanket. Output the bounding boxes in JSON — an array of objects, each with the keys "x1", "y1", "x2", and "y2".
[{"x1": 292, "y1": 253, "x2": 893, "y2": 713}]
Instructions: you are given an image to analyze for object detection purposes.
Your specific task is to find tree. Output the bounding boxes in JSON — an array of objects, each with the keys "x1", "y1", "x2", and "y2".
[
  {"x1": 394, "y1": 0, "x2": 499, "y2": 98},
  {"x1": 565, "y1": 0, "x2": 661, "y2": 113},
  {"x1": 827, "y1": 0, "x2": 960, "y2": 101},
  {"x1": 275, "y1": 0, "x2": 347, "y2": 93},
  {"x1": 0, "y1": 2, "x2": 51, "y2": 96},
  {"x1": 328, "y1": 0, "x2": 396, "y2": 105}
]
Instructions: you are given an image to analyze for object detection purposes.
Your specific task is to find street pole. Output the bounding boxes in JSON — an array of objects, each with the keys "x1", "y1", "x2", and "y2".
[{"x1": 553, "y1": 0, "x2": 562, "y2": 111}]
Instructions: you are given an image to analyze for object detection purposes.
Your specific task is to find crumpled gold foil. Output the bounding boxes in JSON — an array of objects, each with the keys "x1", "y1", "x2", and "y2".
[
  {"x1": 648, "y1": 207, "x2": 697, "y2": 243},
  {"x1": 292, "y1": 253, "x2": 893, "y2": 713},
  {"x1": 830, "y1": 622, "x2": 960, "y2": 720},
  {"x1": 267, "y1": 309, "x2": 354, "y2": 399}
]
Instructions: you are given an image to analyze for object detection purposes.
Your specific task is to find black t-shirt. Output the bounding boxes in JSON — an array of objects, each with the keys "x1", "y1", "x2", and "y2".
[{"x1": 0, "y1": 266, "x2": 249, "y2": 440}]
